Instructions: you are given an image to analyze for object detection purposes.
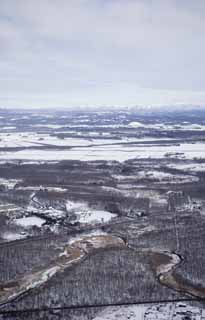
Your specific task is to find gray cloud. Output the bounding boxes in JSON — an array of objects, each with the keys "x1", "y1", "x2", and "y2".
[{"x1": 0, "y1": 0, "x2": 205, "y2": 108}]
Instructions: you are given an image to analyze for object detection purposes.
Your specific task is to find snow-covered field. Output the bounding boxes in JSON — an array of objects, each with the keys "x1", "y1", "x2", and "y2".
[
  {"x1": 78, "y1": 209, "x2": 116, "y2": 224},
  {"x1": 66, "y1": 200, "x2": 116, "y2": 224},
  {"x1": 1, "y1": 125, "x2": 204, "y2": 162},
  {"x1": 23, "y1": 200, "x2": 116, "y2": 225},
  {"x1": 26, "y1": 203, "x2": 66, "y2": 219},
  {"x1": 167, "y1": 162, "x2": 205, "y2": 172},
  {"x1": 0, "y1": 132, "x2": 177, "y2": 149},
  {"x1": 94, "y1": 303, "x2": 204, "y2": 320},
  {"x1": 17, "y1": 186, "x2": 67, "y2": 193},
  {"x1": 1, "y1": 142, "x2": 205, "y2": 161},
  {"x1": 0, "y1": 132, "x2": 106, "y2": 148},
  {"x1": 93, "y1": 305, "x2": 147, "y2": 320},
  {"x1": 136, "y1": 170, "x2": 199, "y2": 183},
  {"x1": 14, "y1": 216, "x2": 46, "y2": 228},
  {"x1": 129, "y1": 121, "x2": 205, "y2": 131},
  {"x1": 0, "y1": 178, "x2": 22, "y2": 189}
]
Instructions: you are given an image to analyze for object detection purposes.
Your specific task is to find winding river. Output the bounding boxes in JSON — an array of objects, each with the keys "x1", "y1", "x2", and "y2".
[
  {"x1": 0, "y1": 232, "x2": 125, "y2": 306},
  {"x1": 1, "y1": 232, "x2": 205, "y2": 309}
]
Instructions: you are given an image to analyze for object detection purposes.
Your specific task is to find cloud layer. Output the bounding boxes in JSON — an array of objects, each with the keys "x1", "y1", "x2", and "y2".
[{"x1": 0, "y1": 0, "x2": 205, "y2": 108}]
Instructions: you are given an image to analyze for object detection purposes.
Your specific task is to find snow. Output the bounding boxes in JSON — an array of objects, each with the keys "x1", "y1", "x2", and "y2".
[
  {"x1": 1, "y1": 142, "x2": 205, "y2": 161},
  {"x1": 41, "y1": 266, "x2": 60, "y2": 282},
  {"x1": 113, "y1": 174, "x2": 141, "y2": 181},
  {"x1": 93, "y1": 305, "x2": 147, "y2": 320},
  {"x1": 0, "y1": 126, "x2": 179, "y2": 150},
  {"x1": 2, "y1": 232, "x2": 27, "y2": 241},
  {"x1": 68, "y1": 230, "x2": 107, "y2": 246},
  {"x1": 137, "y1": 170, "x2": 173, "y2": 180},
  {"x1": 129, "y1": 122, "x2": 205, "y2": 131},
  {"x1": 43, "y1": 208, "x2": 64, "y2": 218},
  {"x1": 17, "y1": 186, "x2": 67, "y2": 192},
  {"x1": 0, "y1": 204, "x2": 19, "y2": 213},
  {"x1": 25, "y1": 231, "x2": 119, "y2": 295},
  {"x1": 33, "y1": 124, "x2": 64, "y2": 129},
  {"x1": 113, "y1": 170, "x2": 198, "y2": 184},
  {"x1": 26, "y1": 204, "x2": 65, "y2": 219},
  {"x1": 66, "y1": 200, "x2": 86, "y2": 212},
  {"x1": 78, "y1": 210, "x2": 116, "y2": 224},
  {"x1": 0, "y1": 178, "x2": 22, "y2": 189},
  {"x1": 1, "y1": 126, "x2": 16, "y2": 130},
  {"x1": 128, "y1": 121, "x2": 145, "y2": 128},
  {"x1": 0, "y1": 131, "x2": 154, "y2": 148},
  {"x1": 167, "y1": 162, "x2": 205, "y2": 172},
  {"x1": 0, "y1": 132, "x2": 99, "y2": 148},
  {"x1": 144, "y1": 303, "x2": 203, "y2": 320},
  {"x1": 93, "y1": 303, "x2": 205, "y2": 320},
  {"x1": 136, "y1": 170, "x2": 198, "y2": 183},
  {"x1": 45, "y1": 187, "x2": 67, "y2": 192},
  {"x1": 156, "y1": 251, "x2": 181, "y2": 276},
  {"x1": 14, "y1": 216, "x2": 46, "y2": 227},
  {"x1": 66, "y1": 200, "x2": 116, "y2": 224},
  {"x1": 28, "y1": 266, "x2": 60, "y2": 289}
]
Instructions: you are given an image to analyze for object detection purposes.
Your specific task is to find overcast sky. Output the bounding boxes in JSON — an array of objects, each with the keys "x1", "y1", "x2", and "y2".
[{"x1": 0, "y1": 0, "x2": 205, "y2": 108}]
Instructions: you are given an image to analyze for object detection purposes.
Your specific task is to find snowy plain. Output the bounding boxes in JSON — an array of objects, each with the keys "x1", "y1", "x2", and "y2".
[{"x1": 0, "y1": 142, "x2": 205, "y2": 161}]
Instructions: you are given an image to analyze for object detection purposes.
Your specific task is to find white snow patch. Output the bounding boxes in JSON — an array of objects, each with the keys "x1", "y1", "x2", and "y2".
[
  {"x1": 129, "y1": 122, "x2": 205, "y2": 131},
  {"x1": 66, "y1": 200, "x2": 116, "y2": 224},
  {"x1": 14, "y1": 216, "x2": 45, "y2": 227},
  {"x1": 26, "y1": 205, "x2": 65, "y2": 219},
  {"x1": 0, "y1": 178, "x2": 22, "y2": 189},
  {"x1": 33, "y1": 124, "x2": 64, "y2": 129},
  {"x1": 41, "y1": 266, "x2": 60, "y2": 282},
  {"x1": 2, "y1": 126, "x2": 16, "y2": 130},
  {"x1": 66, "y1": 200, "x2": 86, "y2": 212},
  {"x1": 114, "y1": 170, "x2": 198, "y2": 184},
  {"x1": 28, "y1": 266, "x2": 60, "y2": 289},
  {"x1": 2, "y1": 232, "x2": 27, "y2": 241},
  {"x1": 128, "y1": 121, "x2": 145, "y2": 128},
  {"x1": 93, "y1": 305, "x2": 147, "y2": 320},
  {"x1": 167, "y1": 162, "x2": 205, "y2": 172},
  {"x1": 43, "y1": 208, "x2": 64, "y2": 218},
  {"x1": 68, "y1": 230, "x2": 107, "y2": 246},
  {"x1": 79, "y1": 210, "x2": 116, "y2": 224},
  {"x1": 136, "y1": 170, "x2": 198, "y2": 183},
  {"x1": 17, "y1": 186, "x2": 67, "y2": 193}
]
